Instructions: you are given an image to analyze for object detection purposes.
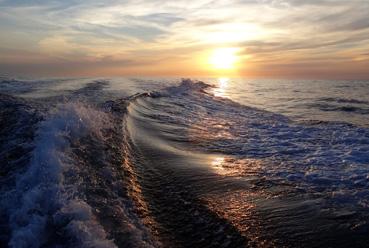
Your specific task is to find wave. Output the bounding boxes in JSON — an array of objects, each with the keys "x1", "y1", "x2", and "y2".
[
  {"x1": 122, "y1": 79, "x2": 369, "y2": 247},
  {"x1": 310, "y1": 102, "x2": 369, "y2": 114},
  {"x1": 1, "y1": 103, "x2": 116, "y2": 247},
  {"x1": 71, "y1": 80, "x2": 110, "y2": 100},
  {"x1": 1, "y1": 78, "x2": 369, "y2": 247},
  {"x1": 304, "y1": 97, "x2": 369, "y2": 115},
  {"x1": 319, "y1": 97, "x2": 369, "y2": 105},
  {"x1": 0, "y1": 79, "x2": 37, "y2": 95},
  {"x1": 0, "y1": 100, "x2": 157, "y2": 247}
]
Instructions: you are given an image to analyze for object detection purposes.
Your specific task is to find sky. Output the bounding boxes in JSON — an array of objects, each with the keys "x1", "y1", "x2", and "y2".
[{"x1": 0, "y1": 0, "x2": 369, "y2": 79}]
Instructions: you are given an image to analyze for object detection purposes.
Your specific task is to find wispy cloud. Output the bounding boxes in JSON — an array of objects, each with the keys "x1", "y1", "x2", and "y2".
[{"x1": 0, "y1": 0, "x2": 368, "y2": 78}]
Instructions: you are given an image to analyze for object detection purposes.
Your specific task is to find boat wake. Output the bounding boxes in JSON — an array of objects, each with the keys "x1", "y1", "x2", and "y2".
[{"x1": 1, "y1": 78, "x2": 369, "y2": 247}]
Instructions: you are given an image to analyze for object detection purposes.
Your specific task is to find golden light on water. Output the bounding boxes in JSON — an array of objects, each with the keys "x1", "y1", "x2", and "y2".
[
  {"x1": 210, "y1": 155, "x2": 265, "y2": 177},
  {"x1": 211, "y1": 156, "x2": 226, "y2": 168},
  {"x1": 209, "y1": 48, "x2": 239, "y2": 70},
  {"x1": 213, "y1": 77, "x2": 230, "y2": 98},
  {"x1": 218, "y1": 77, "x2": 229, "y2": 88}
]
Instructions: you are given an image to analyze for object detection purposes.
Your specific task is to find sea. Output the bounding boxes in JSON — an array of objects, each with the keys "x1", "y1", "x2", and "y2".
[{"x1": 0, "y1": 76, "x2": 369, "y2": 247}]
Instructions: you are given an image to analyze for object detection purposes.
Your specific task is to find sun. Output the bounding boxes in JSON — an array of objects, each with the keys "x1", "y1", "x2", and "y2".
[{"x1": 209, "y1": 47, "x2": 238, "y2": 70}]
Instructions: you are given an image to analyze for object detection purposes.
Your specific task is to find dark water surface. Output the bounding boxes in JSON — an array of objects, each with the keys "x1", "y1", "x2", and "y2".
[{"x1": 1, "y1": 77, "x2": 369, "y2": 247}]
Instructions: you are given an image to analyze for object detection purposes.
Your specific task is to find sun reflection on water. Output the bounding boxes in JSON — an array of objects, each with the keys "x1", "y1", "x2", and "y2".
[
  {"x1": 211, "y1": 156, "x2": 225, "y2": 168},
  {"x1": 219, "y1": 77, "x2": 228, "y2": 88},
  {"x1": 210, "y1": 155, "x2": 265, "y2": 177},
  {"x1": 213, "y1": 77, "x2": 230, "y2": 98},
  {"x1": 206, "y1": 156, "x2": 275, "y2": 246}
]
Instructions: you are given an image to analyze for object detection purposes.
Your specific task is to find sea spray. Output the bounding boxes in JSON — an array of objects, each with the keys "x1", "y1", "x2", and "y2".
[{"x1": 5, "y1": 102, "x2": 115, "y2": 248}]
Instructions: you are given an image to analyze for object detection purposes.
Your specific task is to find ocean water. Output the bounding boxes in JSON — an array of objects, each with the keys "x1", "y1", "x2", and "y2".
[{"x1": 0, "y1": 76, "x2": 369, "y2": 248}]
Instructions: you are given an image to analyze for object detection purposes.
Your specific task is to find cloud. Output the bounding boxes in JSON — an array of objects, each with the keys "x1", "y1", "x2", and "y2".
[{"x1": 0, "y1": 0, "x2": 369, "y2": 78}]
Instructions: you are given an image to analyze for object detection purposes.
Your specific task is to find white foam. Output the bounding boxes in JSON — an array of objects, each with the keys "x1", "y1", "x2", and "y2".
[{"x1": 4, "y1": 102, "x2": 116, "y2": 248}]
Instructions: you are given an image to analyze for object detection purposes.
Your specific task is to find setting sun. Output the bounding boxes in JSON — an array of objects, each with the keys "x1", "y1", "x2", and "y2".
[
  {"x1": 2, "y1": 1, "x2": 369, "y2": 247},
  {"x1": 209, "y1": 48, "x2": 239, "y2": 70}
]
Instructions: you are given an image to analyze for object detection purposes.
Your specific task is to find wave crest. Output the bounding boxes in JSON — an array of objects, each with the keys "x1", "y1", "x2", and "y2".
[{"x1": 3, "y1": 102, "x2": 116, "y2": 248}]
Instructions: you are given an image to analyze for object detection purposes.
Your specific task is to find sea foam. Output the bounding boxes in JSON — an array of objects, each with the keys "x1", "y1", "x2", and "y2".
[{"x1": 3, "y1": 102, "x2": 116, "y2": 248}]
